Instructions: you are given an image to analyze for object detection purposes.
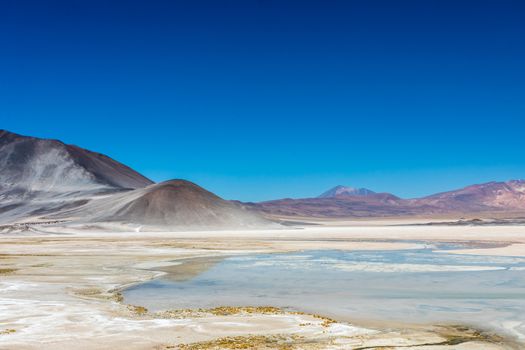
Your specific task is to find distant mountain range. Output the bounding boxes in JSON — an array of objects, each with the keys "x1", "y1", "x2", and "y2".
[
  {"x1": 318, "y1": 185, "x2": 376, "y2": 198},
  {"x1": 413, "y1": 180, "x2": 525, "y2": 212},
  {"x1": 1, "y1": 129, "x2": 524, "y2": 228},
  {"x1": 251, "y1": 181, "x2": 525, "y2": 218}
]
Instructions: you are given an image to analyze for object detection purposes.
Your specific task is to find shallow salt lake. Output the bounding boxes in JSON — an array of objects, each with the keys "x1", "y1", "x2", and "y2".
[{"x1": 124, "y1": 243, "x2": 525, "y2": 340}]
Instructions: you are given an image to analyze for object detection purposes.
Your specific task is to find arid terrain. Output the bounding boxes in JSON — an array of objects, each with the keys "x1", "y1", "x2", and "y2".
[
  {"x1": 1, "y1": 130, "x2": 525, "y2": 349},
  {"x1": 4, "y1": 0, "x2": 525, "y2": 348},
  {"x1": 1, "y1": 220, "x2": 525, "y2": 349}
]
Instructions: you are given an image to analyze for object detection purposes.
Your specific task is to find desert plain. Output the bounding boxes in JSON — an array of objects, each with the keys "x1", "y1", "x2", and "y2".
[{"x1": 1, "y1": 220, "x2": 524, "y2": 350}]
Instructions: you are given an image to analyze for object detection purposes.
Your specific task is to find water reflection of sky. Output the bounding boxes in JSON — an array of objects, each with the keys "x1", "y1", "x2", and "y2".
[{"x1": 125, "y1": 245, "x2": 525, "y2": 340}]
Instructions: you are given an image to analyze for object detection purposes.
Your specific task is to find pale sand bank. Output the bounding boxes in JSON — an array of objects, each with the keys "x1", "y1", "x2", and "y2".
[{"x1": 440, "y1": 243, "x2": 525, "y2": 257}]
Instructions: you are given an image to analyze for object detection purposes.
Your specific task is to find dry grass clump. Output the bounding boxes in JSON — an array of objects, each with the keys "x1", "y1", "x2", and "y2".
[
  {"x1": 349, "y1": 325, "x2": 508, "y2": 349},
  {"x1": 156, "y1": 306, "x2": 284, "y2": 319},
  {"x1": 176, "y1": 335, "x2": 299, "y2": 350},
  {"x1": 156, "y1": 309, "x2": 203, "y2": 319},
  {"x1": 207, "y1": 306, "x2": 283, "y2": 316},
  {"x1": 73, "y1": 288, "x2": 124, "y2": 304},
  {"x1": 30, "y1": 263, "x2": 52, "y2": 268},
  {"x1": 0, "y1": 329, "x2": 16, "y2": 335},
  {"x1": 315, "y1": 315, "x2": 337, "y2": 328},
  {"x1": 0, "y1": 268, "x2": 17, "y2": 275},
  {"x1": 128, "y1": 305, "x2": 148, "y2": 316},
  {"x1": 291, "y1": 311, "x2": 336, "y2": 328},
  {"x1": 156, "y1": 306, "x2": 339, "y2": 329},
  {"x1": 437, "y1": 325, "x2": 506, "y2": 345},
  {"x1": 74, "y1": 287, "x2": 102, "y2": 297},
  {"x1": 112, "y1": 291, "x2": 124, "y2": 303}
]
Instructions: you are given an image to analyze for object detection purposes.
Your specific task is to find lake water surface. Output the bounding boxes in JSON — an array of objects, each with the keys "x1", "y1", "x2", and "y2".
[{"x1": 124, "y1": 243, "x2": 525, "y2": 341}]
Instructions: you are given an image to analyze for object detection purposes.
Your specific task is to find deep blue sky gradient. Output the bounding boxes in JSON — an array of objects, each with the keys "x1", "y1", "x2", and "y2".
[{"x1": 1, "y1": 0, "x2": 524, "y2": 201}]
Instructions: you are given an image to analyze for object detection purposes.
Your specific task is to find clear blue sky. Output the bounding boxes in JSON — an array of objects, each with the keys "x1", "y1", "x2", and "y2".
[{"x1": 1, "y1": 0, "x2": 524, "y2": 201}]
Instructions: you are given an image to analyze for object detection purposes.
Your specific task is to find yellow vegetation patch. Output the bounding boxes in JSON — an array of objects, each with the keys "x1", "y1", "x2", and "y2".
[
  {"x1": 30, "y1": 263, "x2": 52, "y2": 268},
  {"x1": 156, "y1": 308, "x2": 203, "y2": 319},
  {"x1": 291, "y1": 311, "x2": 337, "y2": 327},
  {"x1": 207, "y1": 306, "x2": 283, "y2": 316},
  {"x1": 128, "y1": 305, "x2": 148, "y2": 316},
  {"x1": 0, "y1": 329, "x2": 16, "y2": 335},
  {"x1": 112, "y1": 291, "x2": 124, "y2": 303},
  {"x1": 156, "y1": 306, "x2": 285, "y2": 319},
  {"x1": 74, "y1": 287, "x2": 103, "y2": 297},
  {"x1": 175, "y1": 335, "x2": 300, "y2": 350},
  {"x1": 0, "y1": 268, "x2": 17, "y2": 275},
  {"x1": 437, "y1": 325, "x2": 506, "y2": 345},
  {"x1": 72, "y1": 288, "x2": 124, "y2": 304}
]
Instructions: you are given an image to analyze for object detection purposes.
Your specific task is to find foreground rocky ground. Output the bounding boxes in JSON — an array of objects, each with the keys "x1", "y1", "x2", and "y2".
[{"x1": 0, "y1": 222, "x2": 524, "y2": 349}]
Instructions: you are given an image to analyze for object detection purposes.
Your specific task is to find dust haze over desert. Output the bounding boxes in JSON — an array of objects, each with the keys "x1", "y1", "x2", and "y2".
[{"x1": 2, "y1": 0, "x2": 525, "y2": 349}]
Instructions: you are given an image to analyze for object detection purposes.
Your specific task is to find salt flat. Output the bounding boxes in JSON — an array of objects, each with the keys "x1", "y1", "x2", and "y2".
[{"x1": 0, "y1": 222, "x2": 523, "y2": 349}]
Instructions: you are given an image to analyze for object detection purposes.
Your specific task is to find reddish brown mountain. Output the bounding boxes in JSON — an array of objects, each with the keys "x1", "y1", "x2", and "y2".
[
  {"x1": 57, "y1": 180, "x2": 275, "y2": 229},
  {"x1": 251, "y1": 181, "x2": 525, "y2": 218},
  {"x1": 414, "y1": 180, "x2": 525, "y2": 212},
  {"x1": 252, "y1": 192, "x2": 413, "y2": 218}
]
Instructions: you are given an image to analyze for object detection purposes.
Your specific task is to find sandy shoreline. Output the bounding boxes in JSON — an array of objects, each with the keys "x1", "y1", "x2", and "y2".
[
  {"x1": 0, "y1": 223, "x2": 524, "y2": 349},
  {"x1": 438, "y1": 243, "x2": 525, "y2": 257}
]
